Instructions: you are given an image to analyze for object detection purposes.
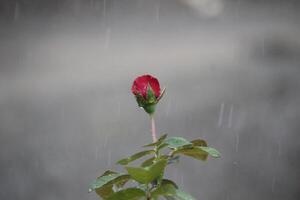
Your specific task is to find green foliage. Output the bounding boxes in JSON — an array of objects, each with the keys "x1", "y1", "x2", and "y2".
[
  {"x1": 151, "y1": 179, "x2": 196, "y2": 200},
  {"x1": 198, "y1": 146, "x2": 221, "y2": 158},
  {"x1": 106, "y1": 188, "x2": 146, "y2": 200},
  {"x1": 143, "y1": 134, "x2": 167, "y2": 147},
  {"x1": 117, "y1": 150, "x2": 155, "y2": 165},
  {"x1": 90, "y1": 135, "x2": 220, "y2": 199},
  {"x1": 172, "y1": 147, "x2": 208, "y2": 161},
  {"x1": 90, "y1": 77, "x2": 221, "y2": 199},
  {"x1": 89, "y1": 171, "x2": 131, "y2": 199},
  {"x1": 190, "y1": 139, "x2": 207, "y2": 147},
  {"x1": 125, "y1": 159, "x2": 167, "y2": 184},
  {"x1": 141, "y1": 157, "x2": 155, "y2": 167},
  {"x1": 151, "y1": 179, "x2": 178, "y2": 197},
  {"x1": 175, "y1": 190, "x2": 197, "y2": 200},
  {"x1": 164, "y1": 137, "x2": 192, "y2": 149}
]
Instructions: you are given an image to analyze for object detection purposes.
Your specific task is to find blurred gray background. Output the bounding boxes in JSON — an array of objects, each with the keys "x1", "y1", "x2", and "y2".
[{"x1": 0, "y1": 0, "x2": 300, "y2": 199}]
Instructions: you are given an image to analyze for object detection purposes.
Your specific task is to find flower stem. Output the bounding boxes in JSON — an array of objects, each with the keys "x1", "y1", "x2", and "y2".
[{"x1": 150, "y1": 114, "x2": 157, "y2": 142}]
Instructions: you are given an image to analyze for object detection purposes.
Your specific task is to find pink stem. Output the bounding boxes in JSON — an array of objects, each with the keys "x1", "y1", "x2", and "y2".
[{"x1": 150, "y1": 115, "x2": 157, "y2": 142}]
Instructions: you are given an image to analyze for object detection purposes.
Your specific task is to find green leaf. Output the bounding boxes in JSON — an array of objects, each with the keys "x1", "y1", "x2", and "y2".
[
  {"x1": 151, "y1": 179, "x2": 195, "y2": 200},
  {"x1": 143, "y1": 134, "x2": 168, "y2": 147},
  {"x1": 158, "y1": 134, "x2": 168, "y2": 141},
  {"x1": 117, "y1": 150, "x2": 155, "y2": 165},
  {"x1": 151, "y1": 183, "x2": 176, "y2": 197},
  {"x1": 89, "y1": 173, "x2": 129, "y2": 191},
  {"x1": 107, "y1": 188, "x2": 146, "y2": 200},
  {"x1": 151, "y1": 179, "x2": 178, "y2": 197},
  {"x1": 164, "y1": 137, "x2": 192, "y2": 149},
  {"x1": 125, "y1": 167, "x2": 149, "y2": 184},
  {"x1": 173, "y1": 147, "x2": 208, "y2": 161},
  {"x1": 190, "y1": 139, "x2": 207, "y2": 147},
  {"x1": 141, "y1": 155, "x2": 170, "y2": 167},
  {"x1": 89, "y1": 171, "x2": 117, "y2": 198},
  {"x1": 89, "y1": 172, "x2": 131, "y2": 198},
  {"x1": 89, "y1": 171, "x2": 116, "y2": 192},
  {"x1": 95, "y1": 185, "x2": 114, "y2": 199},
  {"x1": 141, "y1": 157, "x2": 155, "y2": 167},
  {"x1": 125, "y1": 159, "x2": 167, "y2": 184},
  {"x1": 157, "y1": 143, "x2": 169, "y2": 151},
  {"x1": 198, "y1": 146, "x2": 221, "y2": 158},
  {"x1": 175, "y1": 190, "x2": 196, "y2": 200}
]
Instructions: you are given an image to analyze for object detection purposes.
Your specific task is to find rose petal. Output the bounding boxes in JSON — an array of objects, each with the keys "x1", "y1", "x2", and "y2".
[{"x1": 131, "y1": 74, "x2": 161, "y2": 99}]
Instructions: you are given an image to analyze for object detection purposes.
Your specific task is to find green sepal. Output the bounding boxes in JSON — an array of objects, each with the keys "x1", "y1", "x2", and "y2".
[
  {"x1": 143, "y1": 104, "x2": 156, "y2": 114},
  {"x1": 135, "y1": 93, "x2": 147, "y2": 108},
  {"x1": 147, "y1": 86, "x2": 157, "y2": 104},
  {"x1": 134, "y1": 87, "x2": 159, "y2": 115},
  {"x1": 157, "y1": 87, "x2": 166, "y2": 102}
]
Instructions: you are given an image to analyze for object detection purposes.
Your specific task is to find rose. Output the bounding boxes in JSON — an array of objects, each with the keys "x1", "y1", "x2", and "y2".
[
  {"x1": 89, "y1": 74, "x2": 220, "y2": 200},
  {"x1": 131, "y1": 74, "x2": 165, "y2": 115}
]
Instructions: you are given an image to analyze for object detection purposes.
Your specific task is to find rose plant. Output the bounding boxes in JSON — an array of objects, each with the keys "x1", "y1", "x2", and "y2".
[{"x1": 89, "y1": 74, "x2": 220, "y2": 200}]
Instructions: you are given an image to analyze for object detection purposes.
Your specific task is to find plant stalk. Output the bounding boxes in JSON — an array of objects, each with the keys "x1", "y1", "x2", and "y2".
[{"x1": 150, "y1": 114, "x2": 157, "y2": 142}]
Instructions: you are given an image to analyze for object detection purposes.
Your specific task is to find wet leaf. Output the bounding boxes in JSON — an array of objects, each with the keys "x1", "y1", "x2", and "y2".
[
  {"x1": 173, "y1": 147, "x2": 208, "y2": 161},
  {"x1": 89, "y1": 172, "x2": 131, "y2": 198},
  {"x1": 151, "y1": 179, "x2": 178, "y2": 197},
  {"x1": 95, "y1": 185, "x2": 114, "y2": 199},
  {"x1": 141, "y1": 157, "x2": 155, "y2": 167},
  {"x1": 117, "y1": 150, "x2": 155, "y2": 165},
  {"x1": 143, "y1": 134, "x2": 168, "y2": 147},
  {"x1": 107, "y1": 188, "x2": 146, "y2": 200},
  {"x1": 164, "y1": 137, "x2": 192, "y2": 149},
  {"x1": 125, "y1": 159, "x2": 167, "y2": 184},
  {"x1": 151, "y1": 179, "x2": 195, "y2": 200},
  {"x1": 190, "y1": 139, "x2": 207, "y2": 147},
  {"x1": 175, "y1": 190, "x2": 196, "y2": 200},
  {"x1": 157, "y1": 143, "x2": 169, "y2": 151},
  {"x1": 198, "y1": 146, "x2": 221, "y2": 158}
]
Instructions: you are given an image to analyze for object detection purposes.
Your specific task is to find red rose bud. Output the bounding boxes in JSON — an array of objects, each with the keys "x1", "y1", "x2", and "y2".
[{"x1": 131, "y1": 74, "x2": 165, "y2": 114}]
